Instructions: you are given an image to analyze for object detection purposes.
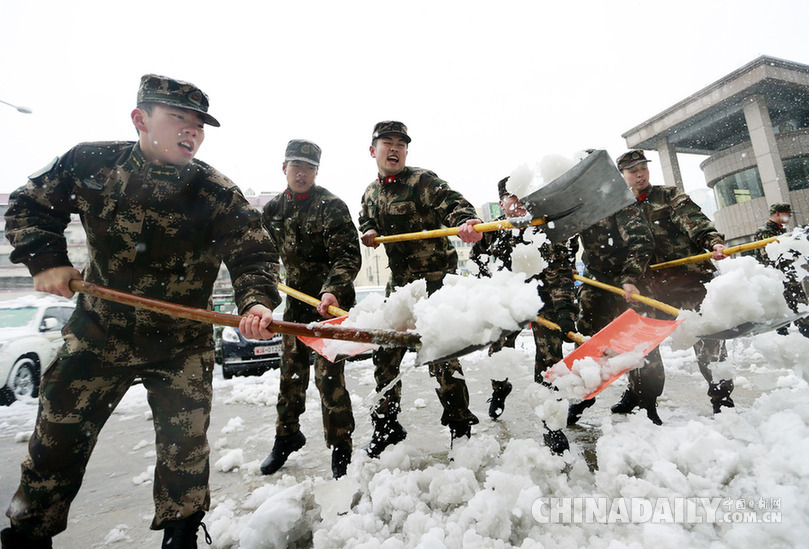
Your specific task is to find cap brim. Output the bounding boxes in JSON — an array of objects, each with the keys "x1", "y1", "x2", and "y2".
[
  {"x1": 284, "y1": 156, "x2": 319, "y2": 167},
  {"x1": 375, "y1": 131, "x2": 411, "y2": 143},
  {"x1": 620, "y1": 159, "x2": 650, "y2": 170},
  {"x1": 145, "y1": 99, "x2": 220, "y2": 127}
]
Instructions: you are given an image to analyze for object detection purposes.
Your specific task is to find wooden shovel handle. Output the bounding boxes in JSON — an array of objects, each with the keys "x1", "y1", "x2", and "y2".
[
  {"x1": 650, "y1": 235, "x2": 784, "y2": 270},
  {"x1": 533, "y1": 315, "x2": 587, "y2": 345},
  {"x1": 68, "y1": 280, "x2": 420, "y2": 348},
  {"x1": 373, "y1": 217, "x2": 547, "y2": 244},
  {"x1": 277, "y1": 283, "x2": 349, "y2": 317},
  {"x1": 573, "y1": 275, "x2": 681, "y2": 317}
]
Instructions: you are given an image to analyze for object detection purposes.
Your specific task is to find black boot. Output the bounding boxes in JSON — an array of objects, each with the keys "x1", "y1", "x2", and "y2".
[
  {"x1": 448, "y1": 420, "x2": 474, "y2": 448},
  {"x1": 542, "y1": 424, "x2": 570, "y2": 455},
  {"x1": 566, "y1": 398, "x2": 595, "y2": 426},
  {"x1": 331, "y1": 443, "x2": 352, "y2": 479},
  {"x1": 487, "y1": 378, "x2": 513, "y2": 419},
  {"x1": 365, "y1": 417, "x2": 407, "y2": 458},
  {"x1": 260, "y1": 431, "x2": 306, "y2": 475},
  {"x1": 161, "y1": 510, "x2": 212, "y2": 549},
  {"x1": 610, "y1": 390, "x2": 639, "y2": 414},
  {"x1": 1, "y1": 527, "x2": 52, "y2": 549},
  {"x1": 708, "y1": 379, "x2": 735, "y2": 414},
  {"x1": 643, "y1": 402, "x2": 663, "y2": 425}
]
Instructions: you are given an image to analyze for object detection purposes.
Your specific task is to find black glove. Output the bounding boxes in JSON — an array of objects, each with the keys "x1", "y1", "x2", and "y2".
[{"x1": 555, "y1": 312, "x2": 577, "y2": 342}]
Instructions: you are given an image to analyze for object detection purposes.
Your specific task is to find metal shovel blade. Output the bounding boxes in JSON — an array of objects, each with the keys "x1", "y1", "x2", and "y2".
[
  {"x1": 520, "y1": 149, "x2": 635, "y2": 243},
  {"x1": 699, "y1": 310, "x2": 809, "y2": 339}
]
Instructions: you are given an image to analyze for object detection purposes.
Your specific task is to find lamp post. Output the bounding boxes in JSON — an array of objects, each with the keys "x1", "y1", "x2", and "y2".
[{"x1": 0, "y1": 99, "x2": 32, "y2": 114}]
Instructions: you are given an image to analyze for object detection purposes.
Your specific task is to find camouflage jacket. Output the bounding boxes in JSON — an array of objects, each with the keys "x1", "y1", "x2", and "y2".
[
  {"x1": 263, "y1": 185, "x2": 361, "y2": 321},
  {"x1": 5, "y1": 141, "x2": 281, "y2": 364},
  {"x1": 636, "y1": 185, "x2": 724, "y2": 284},
  {"x1": 358, "y1": 166, "x2": 478, "y2": 286},
  {"x1": 753, "y1": 219, "x2": 786, "y2": 267},
  {"x1": 576, "y1": 203, "x2": 655, "y2": 286},
  {"x1": 470, "y1": 221, "x2": 576, "y2": 315}
]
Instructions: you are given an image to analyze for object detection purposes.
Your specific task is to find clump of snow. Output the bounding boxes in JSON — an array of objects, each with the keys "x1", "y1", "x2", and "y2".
[
  {"x1": 102, "y1": 524, "x2": 132, "y2": 544},
  {"x1": 132, "y1": 465, "x2": 154, "y2": 485},
  {"x1": 332, "y1": 272, "x2": 543, "y2": 364},
  {"x1": 215, "y1": 448, "x2": 244, "y2": 472},
  {"x1": 670, "y1": 256, "x2": 796, "y2": 350},
  {"x1": 544, "y1": 347, "x2": 647, "y2": 400},
  {"x1": 505, "y1": 151, "x2": 588, "y2": 199},
  {"x1": 220, "y1": 416, "x2": 244, "y2": 434}
]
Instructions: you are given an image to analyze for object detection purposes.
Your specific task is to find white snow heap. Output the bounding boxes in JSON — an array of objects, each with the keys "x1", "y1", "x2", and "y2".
[
  {"x1": 337, "y1": 271, "x2": 544, "y2": 364},
  {"x1": 506, "y1": 150, "x2": 589, "y2": 199},
  {"x1": 544, "y1": 345, "x2": 647, "y2": 400},
  {"x1": 670, "y1": 255, "x2": 799, "y2": 350}
]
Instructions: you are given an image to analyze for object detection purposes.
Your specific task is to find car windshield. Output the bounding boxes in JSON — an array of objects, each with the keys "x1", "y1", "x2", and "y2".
[{"x1": 0, "y1": 307, "x2": 38, "y2": 328}]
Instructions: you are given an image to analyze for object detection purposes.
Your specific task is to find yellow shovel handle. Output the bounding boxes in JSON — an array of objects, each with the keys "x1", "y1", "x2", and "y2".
[
  {"x1": 373, "y1": 217, "x2": 547, "y2": 244},
  {"x1": 650, "y1": 235, "x2": 784, "y2": 270},
  {"x1": 278, "y1": 283, "x2": 349, "y2": 317},
  {"x1": 574, "y1": 275, "x2": 681, "y2": 317},
  {"x1": 533, "y1": 315, "x2": 587, "y2": 345}
]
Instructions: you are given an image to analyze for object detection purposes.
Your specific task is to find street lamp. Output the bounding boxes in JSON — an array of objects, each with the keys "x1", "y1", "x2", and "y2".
[{"x1": 0, "y1": 99, "x2": 32, "y2": 114}]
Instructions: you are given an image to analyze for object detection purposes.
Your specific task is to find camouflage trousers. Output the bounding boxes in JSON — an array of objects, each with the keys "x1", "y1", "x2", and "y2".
[
  {"x1": 783, "y1": 281, "x2": 809, "y2": 337},
  {"x1": 489, "y1": 315, "x2": 564, "y2": 383},
  {"x1": 276, "y1": 333, "x2": 354, "y2": 447},
  {"x1": 6, "y1": 347, "x2": 213, "y2": 538},
  {"x1": 371, "y1": 346, "x2": 478, "y2": 426}
]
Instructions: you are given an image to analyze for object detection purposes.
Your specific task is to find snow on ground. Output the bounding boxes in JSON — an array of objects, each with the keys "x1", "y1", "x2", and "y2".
[{"x1": 1, "y1": 251, "x2": 809, "y2": 547}]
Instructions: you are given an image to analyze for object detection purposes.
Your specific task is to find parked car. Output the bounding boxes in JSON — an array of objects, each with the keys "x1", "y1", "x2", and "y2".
[
  {"x1": 0, "y1": 296, "x2": 75, "y2": 405},
  {"x1": 217, "y1": 286, "x2": 387, "y2": 378}
]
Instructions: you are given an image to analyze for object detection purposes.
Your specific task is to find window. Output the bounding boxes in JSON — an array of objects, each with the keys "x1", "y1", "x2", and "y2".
[
  {"x1": 713, "y1": 167, "x2": 764, "y2": 208},
  {"x1": 784, "y1": 156, "x2": 809, "y2": 191}
]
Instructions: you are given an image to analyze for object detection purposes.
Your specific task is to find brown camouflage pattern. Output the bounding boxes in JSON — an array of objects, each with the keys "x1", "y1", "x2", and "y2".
[
  {"x1": 471, "y1": 223, "x2": 577, "y2": 378},
  {"x1": 262, "y1": 185, "x2": 361, "y2": 446},
  {"x1": 359, "y1": 167, "x2": 479, "y2": 286},
  {"x1": 576, "y1": 203, "x2": 655, "y2": 287},
  {"x1": 755, "y1": 219, "x2": 809, "y2": 335},
  {"x1": 360, "y1": 170, "x2": 479, "y2": 425},
  {"x1": 4, "y1": 141, "x2": 281, "y2": 535}
]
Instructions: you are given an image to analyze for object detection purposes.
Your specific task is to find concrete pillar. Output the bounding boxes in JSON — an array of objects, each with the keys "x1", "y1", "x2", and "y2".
[
  {"x1": 656, "y1": 137, "x2": 684, "y2": 191},
  {"x1": 743, "y1": 94, "x2": 790, "y2": 205}
]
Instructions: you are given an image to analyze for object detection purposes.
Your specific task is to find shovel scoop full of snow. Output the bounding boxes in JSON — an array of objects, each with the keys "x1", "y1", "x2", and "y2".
[{"x1": 543, "y1": 309, "x2": 683, "y2": 400}]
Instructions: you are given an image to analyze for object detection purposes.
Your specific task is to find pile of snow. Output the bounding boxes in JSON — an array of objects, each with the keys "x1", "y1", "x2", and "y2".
[
  {"x1": 505, "y1": 151, "x2": 589, "y2": 199},
  {"x1": 322, "y1": 270, "x2": 544, "y2": 364}
]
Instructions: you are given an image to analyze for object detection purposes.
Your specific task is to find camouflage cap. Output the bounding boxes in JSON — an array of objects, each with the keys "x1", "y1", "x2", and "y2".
[
  {"x1": 497, "y1": 176, "x2": 510, "y2": 198},
  {"x1": 284, "y1": 139, "x2": 321, "y2": 166},
  {"x1": 372, "y1": 120, "x2": 411, "y2": 143},
  {"x1": 616, "y1": 150, "x2": 651, "y2": 171},
  {"x1": 137, "y1": 74, "x2": 220, "y2": 127},
  {"x1": 770, "y1": 203, "x2": 792, "y2": 215}
]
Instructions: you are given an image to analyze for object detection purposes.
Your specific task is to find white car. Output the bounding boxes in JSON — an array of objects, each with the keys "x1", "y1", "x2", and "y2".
[{"x1": 0, "y1": 296, "x2": 75, "y2": 405}]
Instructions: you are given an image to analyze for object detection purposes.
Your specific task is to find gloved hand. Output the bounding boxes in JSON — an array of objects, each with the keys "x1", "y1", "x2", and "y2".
[{"x1": 555, "y1": 313, "x2": 577, "y2": 342}]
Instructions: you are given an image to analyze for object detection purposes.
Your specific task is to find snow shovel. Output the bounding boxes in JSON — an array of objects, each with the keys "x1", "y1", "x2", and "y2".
[
  {"x1": 373, "y1": 149, "x2": 634, "y2": 246},
  {"x1": 68, "y1": 280, "x2": 420, "y2": 349},
  {"x1": 276, "y1": 283, "x2": 379, "y2": 362},
  {"x1": 574, "y1": 274, "x2": 803, "y2": 339},
  {"x1": 650, "y1": 235, "x2": 784, "y2": 270}
]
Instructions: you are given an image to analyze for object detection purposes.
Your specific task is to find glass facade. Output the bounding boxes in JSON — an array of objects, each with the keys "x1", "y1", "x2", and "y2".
[{"x1": 713, "y1": 155, "x2": 809, "y2": 207}]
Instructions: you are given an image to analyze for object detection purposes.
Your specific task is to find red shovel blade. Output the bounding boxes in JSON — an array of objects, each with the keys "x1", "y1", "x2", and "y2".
[
  {"x1": 297, "y1": 316, "x2": 378, "y2": 362},
  {"x1": 546, "y1": 309, "x2": 683, "y2": 400}
]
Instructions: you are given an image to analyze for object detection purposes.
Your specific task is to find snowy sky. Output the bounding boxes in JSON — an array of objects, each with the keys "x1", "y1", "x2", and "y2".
[{"x1": 2, "y1": 0, "x2": 809, "y2": 217}]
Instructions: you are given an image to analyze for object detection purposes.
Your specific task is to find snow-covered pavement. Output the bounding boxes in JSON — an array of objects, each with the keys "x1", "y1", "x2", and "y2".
[{"x1": 0, "y1": 329, "x2": 807, "y2": 548}]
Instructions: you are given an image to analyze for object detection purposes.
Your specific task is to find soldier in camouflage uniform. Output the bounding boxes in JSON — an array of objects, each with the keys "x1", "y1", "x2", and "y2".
[
  {"x1": 359, "y1": 121, "x2": 483, "y2": 456},
  {"x1": 470, "y1": 176, "x2": 577, "y2": 454},
  {"x1": 260, "y1": 140, "x2": 361, "y2": 479},
  {"x1": 566, "y1": 191, "x2": 658, "y2": 424},
  {"x1": 754, "y1": 203, "x2": 809, "y2": 338},
  {"x1": 1, "y1": 74, "x2": 282, "y2": 549},
  {"x1": 619, "y1": 150, "x2": 734, "y2": 415}
]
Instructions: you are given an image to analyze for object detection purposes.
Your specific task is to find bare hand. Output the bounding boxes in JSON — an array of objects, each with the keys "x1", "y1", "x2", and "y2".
[
  {"x1": 457, "y1": 219, "x2": 483, "y2": 243},
  {"x1": 621, "y1": 283, "x2": 640, "y2": 302},
  {"x1": 361, "y1": 229, "x2": 380, "y2": 248},
  {"x1": 711, "y1": 244, "x2": 728, "y2": 260},
  {"x1": 317, "y1": 293, "x2": 339, "y2": 318},
  {"x1": 33, "y1": 266, "x2": 82, "y2": 298},
  {"x1": 239, "y1": 304, "x2": 276, "y2": 340}
]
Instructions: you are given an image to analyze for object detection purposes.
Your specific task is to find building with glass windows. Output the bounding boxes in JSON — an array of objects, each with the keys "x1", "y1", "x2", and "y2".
[{"x1": 622, "y1": 55, "x2": 809, "y2": 246}]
